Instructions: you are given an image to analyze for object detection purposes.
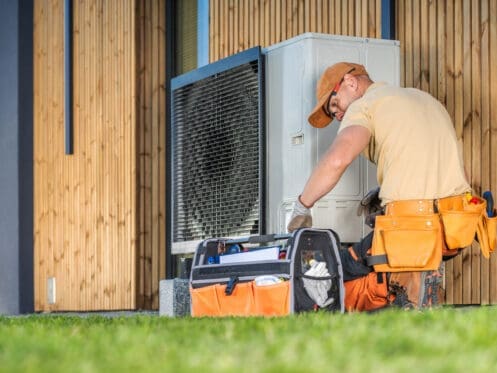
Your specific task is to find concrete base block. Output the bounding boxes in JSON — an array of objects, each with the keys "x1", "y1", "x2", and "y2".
[{"x1": 159, "y1": 278, "x2": 190, "y2": 317}]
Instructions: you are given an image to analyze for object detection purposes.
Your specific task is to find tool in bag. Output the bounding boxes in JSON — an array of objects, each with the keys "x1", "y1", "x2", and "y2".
[{"x1": 189, "y1": 228, "x2": 345, "y2": 317}]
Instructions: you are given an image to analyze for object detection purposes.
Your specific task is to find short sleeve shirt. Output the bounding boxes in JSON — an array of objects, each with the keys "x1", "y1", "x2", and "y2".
[{"x1": 338, "y1": 82, "x2": 470, "y2": 203}]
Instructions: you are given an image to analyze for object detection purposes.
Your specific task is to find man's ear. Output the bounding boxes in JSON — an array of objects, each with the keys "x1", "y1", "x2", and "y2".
[{"x1": 344, "y1": 74, "x2": 358, "y2": 91}]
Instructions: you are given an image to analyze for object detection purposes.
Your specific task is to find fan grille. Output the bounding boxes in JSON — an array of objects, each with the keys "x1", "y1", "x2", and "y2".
[{"x1": 172, "y1": 54, "x2": 263, "y2": 244}]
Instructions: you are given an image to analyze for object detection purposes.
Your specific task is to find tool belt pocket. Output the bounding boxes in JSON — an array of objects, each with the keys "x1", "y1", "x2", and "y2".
[
  {"x1": 476, "y1": 214, "x2": 497, "y2": 258},
  {"x1": 369, "y1": 214, "x2": 442, "y2": 272},
  {"x1": 437, "y1": 195, "x2": 486, "y2": 250}
]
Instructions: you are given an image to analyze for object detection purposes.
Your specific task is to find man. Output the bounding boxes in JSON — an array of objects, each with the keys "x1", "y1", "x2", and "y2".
[{"x1": 287, "y1": 62, "x2": 470, "y2": 311}]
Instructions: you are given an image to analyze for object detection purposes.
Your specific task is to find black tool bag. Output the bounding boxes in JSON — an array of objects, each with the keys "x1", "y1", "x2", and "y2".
[{"x1": 189, "y1": 228, "x2": 345, "y2": 316}]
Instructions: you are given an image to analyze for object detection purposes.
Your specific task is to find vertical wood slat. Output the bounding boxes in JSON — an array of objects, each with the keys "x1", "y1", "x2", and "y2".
[
  {"x1": 334, "y1": 0, "x2": 341, "y2": 35},
  {"x1": 412, "y1": 0, "x2": 420, "y2": 88},
  {"x1": 396, "y1": 0, "x2": 405, "y2": 86},
  {"x1": 420, "y1": 0, "x2": 428, "y2": 91},
  {"x1": 348, "y1": 0, "x2": 355, "y2": 35},
  {"x1": 404, "y1": 0, "x2": 413, "y2": 86},
  {"x1": 158, "y1": 0, "x2": 167, "y2": 299},
  {"x1": 428, "y1": 0, "x2": 437, "y2": 100},
  {"x1": 135, "y1": 0, "x2": 166, "y2": 310}
]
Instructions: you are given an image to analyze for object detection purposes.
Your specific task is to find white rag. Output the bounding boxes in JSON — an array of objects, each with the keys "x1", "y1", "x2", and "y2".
[{"x1": 302, "y1": 260, "x2": 334, "y2": 308}]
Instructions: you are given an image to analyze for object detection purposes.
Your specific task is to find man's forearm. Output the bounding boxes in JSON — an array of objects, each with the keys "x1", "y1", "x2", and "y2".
[
  {"x1": 299, "y1": 156, "x2": 347, "y2": 208},
  {"x1": 299, "y1": 125, "x2": 372, "y2": 208}
]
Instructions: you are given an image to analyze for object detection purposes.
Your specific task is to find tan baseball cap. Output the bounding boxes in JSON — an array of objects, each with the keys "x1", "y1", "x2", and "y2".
[{"x1": 308, "y1": 62, "x2": 368, "y2": 128}]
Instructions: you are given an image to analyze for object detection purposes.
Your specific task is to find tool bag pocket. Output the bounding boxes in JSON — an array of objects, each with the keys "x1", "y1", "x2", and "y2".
[
  {"x1": 190, "y1": 285, "x2": 222, "y2": 317},
  {"x1": 190, "y1": 282, "x2": 255, "y2": 317},
  {"x1": 253, "y1": 281, "x2": 290, "y2": 316},
  {"x1": 437, "y1": 195, "x2": 485, "y2": 250},
  {"x1": 476, "y1": 214, "x2": 497, "y2": 258},
  {"x1": 190, "y1": 280, "x2": 290, "y2": 317},
  {"x1": 371, "y1": 214, "x2": 442, "y2": 272}
]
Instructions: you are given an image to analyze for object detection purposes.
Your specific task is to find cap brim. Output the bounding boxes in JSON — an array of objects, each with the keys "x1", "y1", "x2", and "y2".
[{"x1": 308, "y1": 93, "x2": 333, "y2": 128}]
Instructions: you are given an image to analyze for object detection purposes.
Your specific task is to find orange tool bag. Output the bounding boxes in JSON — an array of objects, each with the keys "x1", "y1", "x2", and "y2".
[{"x1": 189, "y1": 228, "x2": 345, "y2": 317}]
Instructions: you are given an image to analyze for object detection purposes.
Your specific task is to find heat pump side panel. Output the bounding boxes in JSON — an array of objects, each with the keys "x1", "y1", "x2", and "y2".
[{"x1": 265, "y1": 33, "x2": 400, "y2": 243}]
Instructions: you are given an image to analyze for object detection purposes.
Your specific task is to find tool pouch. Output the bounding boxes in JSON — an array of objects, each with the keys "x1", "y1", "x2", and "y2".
[
  {"x1": 476, "y1": 213, "x2": 497, "y2": 258},
  {"x1": 369, "y1": 214, "x2": 443, "y2": 272},
  {"x1": 437, "y1": 195, "x2": 486, "y2": 250},
  {"x1": 190, "y1": 281, "x2": 291, "y2": 317}
]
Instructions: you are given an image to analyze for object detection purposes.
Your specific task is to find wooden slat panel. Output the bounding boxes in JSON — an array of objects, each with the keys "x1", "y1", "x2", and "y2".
[
  {"x1": 397, "y1": 0, "x2": 405, "y2": 85},
  {"x1": 158, "y1": 0, "x2": 167, "y2": 309},
  {"x1": 420, "y1": 0, "x2": 428, "y2": 91},
  {"x1": 404, "y1": 0, "x2": 413, "y2": 86},
  {"x1": 34, "y1": 0, "x2": 142, "y2": 311},
  {"x1": 317, "y1": 0, "x2": 323, "y2": 33},
  {"x1": 322, "y1": 0, "x2": 329, "y2": 33},
  {"x1": 355, "y1": 0, "x2": 362, "y2": 36},
  {"x1": 436, "y1": 0, "x2": 446, "y2": 106},
  {"x1": 334, "y1": 0, "x2": 341, "y2": 34},
  {"x1": 135, "y1": 0, "x2": 166, "y2": 310},
  {"x1": 348, "y1": 0, "x2": 354, "y2": 35},
  {"x1": 428, "y1": 0, "x2": 437, "y2": 99},
  {"x1": 412, "y1": 0, "x2": 421, "y2": 88},
  {"x1": 209, "y1": 0, "x2": 382, "y2": 57}
]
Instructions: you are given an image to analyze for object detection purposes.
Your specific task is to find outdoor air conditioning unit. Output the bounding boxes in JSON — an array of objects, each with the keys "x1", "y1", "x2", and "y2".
[{"x1": 171, "y1": 33, "x2": 400, "y2": 254}]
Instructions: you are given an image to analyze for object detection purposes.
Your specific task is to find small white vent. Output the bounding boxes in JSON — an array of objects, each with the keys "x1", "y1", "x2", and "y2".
[{"x1": 47, "y1": 277, "x2": 56, "y2": 304}]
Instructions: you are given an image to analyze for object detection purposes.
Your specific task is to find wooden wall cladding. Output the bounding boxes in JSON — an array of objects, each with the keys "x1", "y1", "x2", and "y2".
[
  {"x1": 209, "y1": 0, "x2": 382, "y2": 61},
  {"x1": 34, "y1": 0, "x2": 137, "y2": 311},
  {"x1": 34, "y1": 0, "x2": 166, "y2": 311},
  {"x1": 136, "y1": 0, "x2": 167, "y2": 310},
  {"x1": 396, "y1": 0, "x2": 497, "y2": 305}
]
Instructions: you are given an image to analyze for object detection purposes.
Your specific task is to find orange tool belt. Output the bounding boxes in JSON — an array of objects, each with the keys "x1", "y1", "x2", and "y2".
[{"x1": 366, "y1": 194, "x2": 497, "y2": 272}]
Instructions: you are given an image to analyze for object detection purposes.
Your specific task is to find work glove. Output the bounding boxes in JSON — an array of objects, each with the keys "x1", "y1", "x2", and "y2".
[
  {"x1": 287, "y1": 197, "x2": 313, "y2": 233},
  {"x1": 357, "y1": 187, "x2": 383, "y2": 228},
  {"x1": 302, "y1": 260, "x2": 334, "y2": 308}
]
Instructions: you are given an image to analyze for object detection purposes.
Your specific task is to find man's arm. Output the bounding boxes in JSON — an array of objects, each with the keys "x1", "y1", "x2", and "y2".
[{"x1": 299, "y1": 125, "x2": 372, "y2": 207}]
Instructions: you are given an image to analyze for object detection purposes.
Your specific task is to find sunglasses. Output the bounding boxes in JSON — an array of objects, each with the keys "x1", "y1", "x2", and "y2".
[{"x1": 323, "y1": 67, "x2": 356, "y2": 119}]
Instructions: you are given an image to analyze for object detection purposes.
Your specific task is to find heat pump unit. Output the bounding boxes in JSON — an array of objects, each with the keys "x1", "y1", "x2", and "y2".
[{"x1": 171, "y1": 33, "x2": 400, "y2": 254}]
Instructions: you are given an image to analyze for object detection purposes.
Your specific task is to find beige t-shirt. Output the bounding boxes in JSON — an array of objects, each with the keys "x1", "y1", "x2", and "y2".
[{"x1": 338, "y1": 82, "x2": 470, "y2": 204}]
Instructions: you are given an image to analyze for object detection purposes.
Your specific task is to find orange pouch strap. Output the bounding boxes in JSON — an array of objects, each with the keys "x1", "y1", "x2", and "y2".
[
  {"x1": 369, "y1": 214, "x2": 442, "y2": 272},
  {"x1": 437, "y1": 195, "x2": 486, "y2": 250}
]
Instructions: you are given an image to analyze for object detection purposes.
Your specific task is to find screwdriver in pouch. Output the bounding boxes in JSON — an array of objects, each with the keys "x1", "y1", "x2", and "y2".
[{"x1": 483, "y1": 191, "x2": 495, "y2": 217}]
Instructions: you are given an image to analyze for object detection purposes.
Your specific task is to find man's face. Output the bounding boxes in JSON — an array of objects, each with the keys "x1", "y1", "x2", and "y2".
[{"x1": 325, "y1": 75, "x2": 357, "y2": 122}]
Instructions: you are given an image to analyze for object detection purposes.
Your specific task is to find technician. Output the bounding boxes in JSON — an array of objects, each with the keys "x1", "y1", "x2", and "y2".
[{"x1": 287, "y1": 62, "x2": 470, "y2": 310}]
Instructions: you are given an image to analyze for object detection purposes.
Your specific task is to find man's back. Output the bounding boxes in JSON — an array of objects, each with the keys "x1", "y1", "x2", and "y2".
[{"x1": 339, "y1": 83, "x2": 470, "y2": 203}]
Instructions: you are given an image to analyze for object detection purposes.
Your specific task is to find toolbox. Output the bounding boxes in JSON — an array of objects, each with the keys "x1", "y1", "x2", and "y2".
[{"x1": 189, "y1": 228, "x2": 345, "y2": 317}]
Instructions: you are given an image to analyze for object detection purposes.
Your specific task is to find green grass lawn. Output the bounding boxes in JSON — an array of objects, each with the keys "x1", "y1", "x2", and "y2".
[{"x1": 1, "y1": 306, "x2": 496, "y2": 372}]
